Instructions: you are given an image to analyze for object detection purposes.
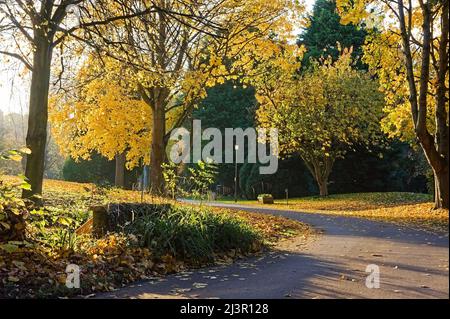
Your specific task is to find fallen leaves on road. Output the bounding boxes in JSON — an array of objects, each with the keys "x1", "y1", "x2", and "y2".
[
  {"x1": 210, "y1": 207, "x2": 311, "y2": 244},
  {"x1": 221, "y1": 192, "x2": 448, "y2": 234}
]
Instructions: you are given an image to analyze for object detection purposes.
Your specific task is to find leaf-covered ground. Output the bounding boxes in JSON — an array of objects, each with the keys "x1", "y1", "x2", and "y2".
[
  {"x1": 0, "y1": 177, "x2": 309, "y2": 298},
  {"x1": 219, "y1": 192, "x2": 449, "y2": 234}
]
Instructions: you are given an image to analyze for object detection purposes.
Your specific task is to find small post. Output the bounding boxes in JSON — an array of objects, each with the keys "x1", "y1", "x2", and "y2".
[
  {"x1": 143, "y1": 165, "x2": 150, "y2": 203},
  {"x1": 285, "y1": 188, "x2": 289, "y2": 206},
  {"x1": 92, "y1": 206, "x2": 108, "y2": 238},
  {"x1": 141, "y1": 166, "x2": 145, "y2": 203}
]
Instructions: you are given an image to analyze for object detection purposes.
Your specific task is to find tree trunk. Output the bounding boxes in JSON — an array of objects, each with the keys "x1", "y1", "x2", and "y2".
[
  {"x1": 22, "y1": 37, "x2": 52, "y2": 202},
  {"x1": 433, "y1": 1, "x2": 449, "y2": 209},
  {"x1": 150, "y1": 100, "x2": 166, "y2": 195},
  {"x1": 317, "y1": 178, "x2": 329, "y2": 196},
  {"x1": 420, "y1": 139, "x2": 449, "y2": 209},
  {"x1": 397, "y1": 0, "x2": 449, "y2": 209},
  {"x1": 302, "y1": 156, "x2": 334, "y2": 197},
  {"x1": 434, "y1": 165, "x2": 449, "y2": 209},
  {"x1": 115, "y1": 152, "x2": 126, "y2": 188}
]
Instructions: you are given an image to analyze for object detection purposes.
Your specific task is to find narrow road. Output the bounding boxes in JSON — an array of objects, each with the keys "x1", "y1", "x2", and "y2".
[{"x1": 98, "y1": 203, "x2": 449, "y2": 299}]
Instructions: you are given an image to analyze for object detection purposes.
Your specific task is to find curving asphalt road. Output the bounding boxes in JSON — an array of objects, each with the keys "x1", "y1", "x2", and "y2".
[{"x1": 97, "y1": 202, "x2": 449, "y2": 299}]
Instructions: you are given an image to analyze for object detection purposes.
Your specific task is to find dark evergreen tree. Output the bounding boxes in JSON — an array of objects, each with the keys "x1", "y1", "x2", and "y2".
[
  {"x1": 193, "y1": 81, "x2": 257, "y2": 192},
  {"x1": 194, "y1": 81, "x2": 256, "y2": 129},
  {"x1": 193, "y1": 81, "x2": 316, "y2": 198},
  {"x1": 298, "y1": 0, "x2": 367, "y2": 69}
]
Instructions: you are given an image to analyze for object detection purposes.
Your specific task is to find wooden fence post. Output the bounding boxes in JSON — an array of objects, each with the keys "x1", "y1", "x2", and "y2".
[{"x1": 92, "y1": 206, "x2": 108, "y2": 238}]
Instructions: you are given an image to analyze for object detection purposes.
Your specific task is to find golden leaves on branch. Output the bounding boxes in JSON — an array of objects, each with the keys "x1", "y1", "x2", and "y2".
[{"x1": 50, "y1": 56, "x2": 152, "y2": 169}]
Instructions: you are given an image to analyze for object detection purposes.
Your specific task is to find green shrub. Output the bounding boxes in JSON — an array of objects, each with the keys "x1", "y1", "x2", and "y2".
[
  {"x1": 125, "y1": 205, "x2": 261, "y2": 265},
  {"x1": 62, "y1": 154, "x2": 115, "y2": 185}
]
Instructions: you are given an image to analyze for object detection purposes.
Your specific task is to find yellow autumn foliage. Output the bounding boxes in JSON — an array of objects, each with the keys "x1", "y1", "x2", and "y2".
[
  {"x1": 336, "y1": 0, "x2": 449, "y2": 144},
  {"x1": 50, "y1": 0, "x2": 305, "y2": 173},
  {"x1": 50, "y1": 56, "x2": 152, "y2": 169},
  {"x1": 255, "y1": 49, "x2": 384, "y2": 160}
]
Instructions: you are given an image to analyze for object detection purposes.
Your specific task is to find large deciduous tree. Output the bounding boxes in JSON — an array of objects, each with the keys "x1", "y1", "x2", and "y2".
[
  {"x1": 0, "y1": 0, "x2": 157, "y2": 201},
  {"x1": 337, "y1": 0, "x2": 449, "y2": 208},
  {"x1": 78, "y1": 0, "x2": 300, "y2": 194},
  {"x1": 0, "y1": 0, "x2": 78, "y2": 200},
  {"x1": 49, "y1": 55, "x2": 152, "y2": 188},
  {"x1": 256, "y1": 50, "x2": 384, "y2": 196}
]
